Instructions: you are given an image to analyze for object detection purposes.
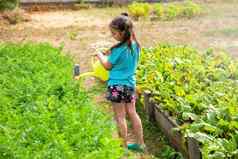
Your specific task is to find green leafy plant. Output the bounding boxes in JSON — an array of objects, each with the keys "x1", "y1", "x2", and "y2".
[
  {"x1": 137, "y1": 44, "x2": 238, "y2": 158},
  {"x1": 0, "y1": 43, "x2": 123, "y2": 159}
]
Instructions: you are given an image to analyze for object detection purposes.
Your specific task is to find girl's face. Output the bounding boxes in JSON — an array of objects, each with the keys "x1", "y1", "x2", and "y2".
[{"x1": 110, "y1": 28, "x2": 124, "y2": 42}]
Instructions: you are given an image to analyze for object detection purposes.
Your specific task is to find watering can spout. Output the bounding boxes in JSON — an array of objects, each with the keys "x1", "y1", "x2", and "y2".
[{"x1": 79, "y1": 72, "x2": 95, "y2": 78}]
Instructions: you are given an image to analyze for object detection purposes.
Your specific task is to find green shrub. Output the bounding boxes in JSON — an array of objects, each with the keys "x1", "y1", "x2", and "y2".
[
  {"x1": 0, "y1": 0, "x2": 19, "y2": 11},
  {"x1": 129, "y1": 1, "x2": 202, "y2": 21},
  {"x1": 154, "y1": 4, "x2": 164, "y2": 19},
  {"x1": 165, "y1": 4, "x2": 181, "y2": 20},
  {"x1": 181, "y1": 1, "x2": 202, "y2": 18},
  {"x1": 0, "y1": 43, "x2": 123, "y2": 159},
  {"x1": 152, "y1": 1, "x2": 202, "y2": 21},
  {"x1": 128, "y1": 2, "x2": 151, "y2": 20}
]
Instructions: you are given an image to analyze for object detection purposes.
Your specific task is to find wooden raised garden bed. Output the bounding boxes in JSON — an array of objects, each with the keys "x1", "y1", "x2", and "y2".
[{"x1": 144, "y1": 91, "x2": 202, "y2": 159}]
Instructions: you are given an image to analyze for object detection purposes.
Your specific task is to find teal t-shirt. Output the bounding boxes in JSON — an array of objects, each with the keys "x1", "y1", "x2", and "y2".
[{"x1": 107, "y1": 41, "x2": 140, "y2": 88}]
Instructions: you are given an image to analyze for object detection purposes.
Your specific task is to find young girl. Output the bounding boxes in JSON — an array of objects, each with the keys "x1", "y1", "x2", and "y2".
[{"x1": 96, "y1": 13, "x2": 145, "y2": 152}]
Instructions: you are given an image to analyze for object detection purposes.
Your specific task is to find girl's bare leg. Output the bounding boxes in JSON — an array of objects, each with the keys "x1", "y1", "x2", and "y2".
[
  {"x1": 126, "y1": 101, "x2": 144, "y2": 145},
  {"x1": 112, "y1": 102, "x2": 127, "y2": 147}
]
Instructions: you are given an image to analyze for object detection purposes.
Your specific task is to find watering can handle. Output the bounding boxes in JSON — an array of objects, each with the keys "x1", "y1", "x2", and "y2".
[{"x1": 91, "y1": 53, "x2": 103, "y2": 65}]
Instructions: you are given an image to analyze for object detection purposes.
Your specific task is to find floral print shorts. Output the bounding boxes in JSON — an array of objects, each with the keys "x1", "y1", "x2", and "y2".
[{"x1": 106, "y1": 85, "x2": 136, "y2": 103}]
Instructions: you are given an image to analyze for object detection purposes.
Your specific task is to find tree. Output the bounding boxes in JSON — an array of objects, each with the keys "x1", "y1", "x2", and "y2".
[{"x1": 0, "y1": 0, "x2": 19, "y2": 11}]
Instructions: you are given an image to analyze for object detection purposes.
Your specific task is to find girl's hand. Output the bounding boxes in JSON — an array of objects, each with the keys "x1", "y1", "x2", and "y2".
[
  {"x1": 95, "y1": 52, "x2": 112, "y2": 70},
  {"x1": 92, "y1": 51, "x2": 108, "y2": 58},
  {"x1": 92, "y1": 52, "x2": 104, "y2": 62},
  {"x1": 102, "y1": 50, "x2": 111, "y2": 56},
  {"x1": 96, "y1": 52, "x2": 104, "y2": 60}
]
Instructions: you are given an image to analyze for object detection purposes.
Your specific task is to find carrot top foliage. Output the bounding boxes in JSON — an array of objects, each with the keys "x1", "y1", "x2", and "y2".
[{"x1": 0, "y1": 43, "x2": 123, "y2": 159}]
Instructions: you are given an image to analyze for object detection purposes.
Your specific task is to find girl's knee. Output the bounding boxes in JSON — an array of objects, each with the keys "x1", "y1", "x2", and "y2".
[
  {"x1": 127, "y1": 109, "x2": 137, "y2": 118},
  {"x1": 115, "y1": 115, "x2": 126, "y2": 123}
]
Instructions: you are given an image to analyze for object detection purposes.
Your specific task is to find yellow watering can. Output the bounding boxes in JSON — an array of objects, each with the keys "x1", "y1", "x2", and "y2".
[
  {"x1": 74, "y1": 57, "x2": 109, "y2": 82},
  {"x1": 74, "y1": 57, "x2": 142, "y2": 95}
]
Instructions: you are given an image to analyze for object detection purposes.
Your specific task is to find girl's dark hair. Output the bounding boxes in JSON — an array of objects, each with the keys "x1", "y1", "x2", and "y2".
[
  {"x1": 121, "y1": 12, "x2": 129, "y2": 17},
  {"x1": 109, "y1": 13, "x2": 140, "y2": 51}
]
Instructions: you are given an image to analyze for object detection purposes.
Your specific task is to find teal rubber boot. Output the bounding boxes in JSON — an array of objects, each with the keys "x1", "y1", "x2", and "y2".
[{"x1": 127, "y1": 143, "x2": 146, "y2": 153}]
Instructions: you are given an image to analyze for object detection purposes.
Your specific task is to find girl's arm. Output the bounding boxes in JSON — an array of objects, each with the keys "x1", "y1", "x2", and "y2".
[{"x1": 96, "y1": 52, "x2": 112, "y2": 70}]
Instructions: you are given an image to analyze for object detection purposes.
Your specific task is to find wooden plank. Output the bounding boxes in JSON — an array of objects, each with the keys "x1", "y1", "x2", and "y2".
[
  {"x1": 143, "y1": 93, "x2": 202, "y2": 159},
  {"x1": 154, "y1": 105, "x2": 189, "y2": 159},
  {"x1": 144, "y1": 91, "x2": 155, "y2": 122},
  {"x1": 187, "y1": 137, "x2": 202, "y2": 159}
]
